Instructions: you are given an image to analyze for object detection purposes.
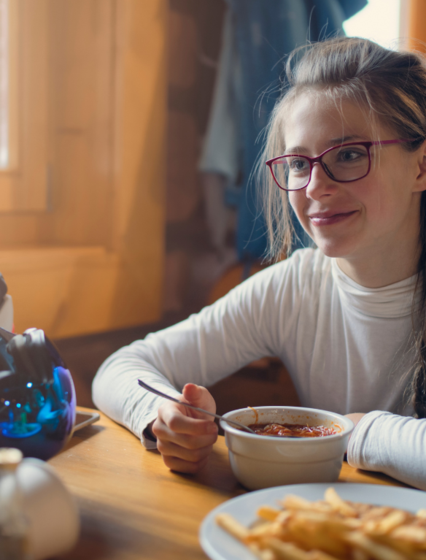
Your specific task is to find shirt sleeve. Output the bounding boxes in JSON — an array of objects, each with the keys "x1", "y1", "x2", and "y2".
[
  {"x1": 347, "y1": 410, "x2": 426, "y2": 490},
  {"x1": 91, "y1": 259, "x2": 297, "y2": 446}
]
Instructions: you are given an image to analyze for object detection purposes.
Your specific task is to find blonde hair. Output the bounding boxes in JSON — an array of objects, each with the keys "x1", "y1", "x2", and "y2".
[{"x1": 259, "y1": 37, "x2": 426, "y2": 417}]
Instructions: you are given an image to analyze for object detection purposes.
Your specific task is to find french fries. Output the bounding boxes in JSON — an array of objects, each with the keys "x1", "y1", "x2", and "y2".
[{"x1": 215, "y1": 488, "x2": 426, "y2": 560}]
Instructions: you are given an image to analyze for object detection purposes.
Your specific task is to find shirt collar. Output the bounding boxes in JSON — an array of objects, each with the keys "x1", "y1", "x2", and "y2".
[{"x1": 331, "y1": 259, "x2": 418, "y2": 319}]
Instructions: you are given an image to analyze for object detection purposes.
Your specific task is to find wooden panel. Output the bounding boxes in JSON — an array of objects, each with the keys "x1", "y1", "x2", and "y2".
[
  {"x1": 104, "y1": 0, "x2": 167, "y2": 328},
  {"x1": 168, "y1": 10, "x2": 197, "y2": 88},
  {"x1": 408, "y1": 0, "x2": 426, "y2": 51},
  {"x1": 0, "y1": 247, "x2": 109, "y2": 335},
  {"x1": 166, "y1": 111, "x2": 199, "y2": 223},
  {"x1": 1, "y1": 244, "x2": 161, "y2": 339},
  {"x1": 39, "y1": 0, "x2": 115, "y2": 247},
  {"x1": 0, "y1": 0, "x2": 167, "y2": 338}
]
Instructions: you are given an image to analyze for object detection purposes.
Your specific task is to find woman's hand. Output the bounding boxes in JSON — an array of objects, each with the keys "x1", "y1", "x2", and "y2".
[{"x1": 151, "y1": 383, "x2": 218, "y2": 474}]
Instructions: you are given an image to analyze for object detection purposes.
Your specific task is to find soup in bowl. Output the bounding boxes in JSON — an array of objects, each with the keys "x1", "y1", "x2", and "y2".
[{"x1": 220, "y1": 406, "x2": 354, "y2": 490}]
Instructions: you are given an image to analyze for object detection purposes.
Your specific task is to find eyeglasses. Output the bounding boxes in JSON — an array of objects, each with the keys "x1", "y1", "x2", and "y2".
[{"x1": 265, "y1": 139, "x2": 413, "y2": 192}]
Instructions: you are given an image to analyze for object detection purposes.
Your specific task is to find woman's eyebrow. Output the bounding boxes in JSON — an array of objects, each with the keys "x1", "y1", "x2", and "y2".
[
  {"x1": 283, "y1": 146, "x2": 305, "y2": 155},
  {"x1": 329, "y1": 135, "x2": 365, "y2": 144},
  {"x1": 284, "y1": 135, "x2": 366, "y2": 155}
]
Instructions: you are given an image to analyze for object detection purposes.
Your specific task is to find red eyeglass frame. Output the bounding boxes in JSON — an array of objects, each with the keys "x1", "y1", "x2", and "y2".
[{"x1": 265, "y1": 139, "x2": 414, "y2": 192}]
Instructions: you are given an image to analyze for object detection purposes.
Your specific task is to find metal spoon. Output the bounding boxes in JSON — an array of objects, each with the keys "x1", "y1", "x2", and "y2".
[{"x1": 137, "y1": 379, "x2": 256, "y2": 434}]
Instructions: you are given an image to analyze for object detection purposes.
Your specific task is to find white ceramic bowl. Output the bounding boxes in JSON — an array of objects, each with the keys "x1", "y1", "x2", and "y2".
[{"x1": 220, "y1": 406, "x2": 354, "y2": 490}]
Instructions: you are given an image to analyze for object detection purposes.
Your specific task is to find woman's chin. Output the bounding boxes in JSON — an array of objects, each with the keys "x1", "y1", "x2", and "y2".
[{"x1": 314, "y1": 239, "x2": 356, "y2": 259}]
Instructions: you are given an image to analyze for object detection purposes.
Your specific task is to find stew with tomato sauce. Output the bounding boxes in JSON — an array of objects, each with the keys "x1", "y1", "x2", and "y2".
[{"x1": 247, "y1": 422, "x2": 337, "y2": 438}]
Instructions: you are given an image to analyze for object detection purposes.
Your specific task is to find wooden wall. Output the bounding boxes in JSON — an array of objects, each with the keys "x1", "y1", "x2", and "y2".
[
  {"x1": 0, "y1": 0, "x2": 167, "y2": 338},
  {"x1": 408, "y1": 0, "x2": 426, "y2": 50},
  {"x1": 164, "y1": 0, "x2": 225, "y2": 312}
]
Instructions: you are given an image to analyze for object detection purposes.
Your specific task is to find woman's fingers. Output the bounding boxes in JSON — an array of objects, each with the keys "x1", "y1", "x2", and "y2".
[
  {"x1": 160, "y1": 403, "x2": 218, "y2": 436},
  {"x1": 182, "y1": 383, "x2": 217, "y2": 417},
  {"x1": 157, "y1": 439, "x2": 214, "y2": 464},
  {"x1": 153, "y1": 415, "x2": 216, "y2": 473},
  {"x1": 152, "y1": 386, "x2": 218, "y2": 473},
  {"x1": 153, "y1": 411, "x2": 218, "y2": 448}
]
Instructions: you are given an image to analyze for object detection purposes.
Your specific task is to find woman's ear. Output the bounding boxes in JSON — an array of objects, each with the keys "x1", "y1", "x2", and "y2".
[{"x1": 414, "y1": 140, "x2": 426, "y2": 193}]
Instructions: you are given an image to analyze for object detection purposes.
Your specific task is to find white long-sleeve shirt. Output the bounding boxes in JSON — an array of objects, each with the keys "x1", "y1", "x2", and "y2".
[{"x1": 92, "y1": 248, "x2": 426, "y2": 489}]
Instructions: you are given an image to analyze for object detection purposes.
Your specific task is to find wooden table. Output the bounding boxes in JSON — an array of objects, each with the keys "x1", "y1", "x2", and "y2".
[{"x1": 50, "y1": 408, "x2": 409, "y2": 560}]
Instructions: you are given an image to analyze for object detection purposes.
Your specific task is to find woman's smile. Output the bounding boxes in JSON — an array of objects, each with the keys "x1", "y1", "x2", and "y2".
[{"x1": 308, "y1": 209, "x2": 359, "y2": 227}]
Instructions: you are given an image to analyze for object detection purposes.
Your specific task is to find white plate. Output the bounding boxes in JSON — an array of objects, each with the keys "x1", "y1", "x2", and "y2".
[{"x1": 199, "y1": 482, "x2": 426, "y2": 560}]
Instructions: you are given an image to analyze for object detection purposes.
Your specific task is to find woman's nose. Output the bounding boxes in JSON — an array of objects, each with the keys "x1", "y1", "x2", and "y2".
[{"x1": 305, "y1": 162, "x2": 338, "y2": 199}]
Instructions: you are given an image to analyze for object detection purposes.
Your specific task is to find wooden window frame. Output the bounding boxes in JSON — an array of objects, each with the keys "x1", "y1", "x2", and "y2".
[{"x1": 0, "y1": 0, "x2": 48, "y2": 212}]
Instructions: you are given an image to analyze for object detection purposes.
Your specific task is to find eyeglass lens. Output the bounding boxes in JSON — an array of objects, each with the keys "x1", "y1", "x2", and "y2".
[{"x1": 271, "y1": 144, "x2": 370, "y2": 191}]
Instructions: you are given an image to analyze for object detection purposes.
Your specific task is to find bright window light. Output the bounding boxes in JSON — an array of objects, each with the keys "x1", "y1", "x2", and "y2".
[
  {"x1": 0, "y1": 0, "x2": 8, "y2": 168},
  {"x1": 343, "y1": 0, "x2": 401, "y2": 50}
]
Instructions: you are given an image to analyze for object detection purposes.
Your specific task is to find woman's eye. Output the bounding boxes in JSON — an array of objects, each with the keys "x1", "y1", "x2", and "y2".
[
  {"x1": 288, "y1": 158, "x2": 309, "y2": 172},
  {"x1": 338, "y1": 149, "x2": 364, "y2": 162}
]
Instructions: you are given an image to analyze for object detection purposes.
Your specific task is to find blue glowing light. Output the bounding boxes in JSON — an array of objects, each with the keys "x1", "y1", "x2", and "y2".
[
  {"x1": 4, "y1": 400, "x2": 10, "y2": 406},
  {"x1": 16, "y1": 403, "x2": 21, "y2": 408},
  {"x1": 26, "y1": 382, "x2": 33, "y2": 388}
]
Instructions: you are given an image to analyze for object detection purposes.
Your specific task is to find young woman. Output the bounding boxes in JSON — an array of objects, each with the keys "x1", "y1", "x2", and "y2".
[{"x1": 92, "y1": 37, "x2": 426, "y2": 489}]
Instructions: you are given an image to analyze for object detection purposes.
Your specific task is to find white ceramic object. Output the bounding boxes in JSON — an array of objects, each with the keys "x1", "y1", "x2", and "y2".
[
  {"x1": 220, "y1": 406, "x2": 354, "y2": 490},
  {"x1": 200, "y1": 482, "x2": 426, "y2": 560},
  {"x1": 16, "y1": 458, "x2": 80, "y2": 560}
]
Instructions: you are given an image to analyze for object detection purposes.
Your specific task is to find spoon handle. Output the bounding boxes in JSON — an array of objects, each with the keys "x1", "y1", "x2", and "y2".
[{"x1": 137, "y1": 379, "x2": 255, "y2": 434}]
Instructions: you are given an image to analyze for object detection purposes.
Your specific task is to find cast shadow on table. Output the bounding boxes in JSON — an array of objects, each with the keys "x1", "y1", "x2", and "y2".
[
  {"x1": 60, "y1": 424, "x2": 106, "y2": 454},
  {"x1": 58, "y1": 506, "x2": 121, "y2": 560},
  {"x1": 145, "y1": 443, "x2": 245, "y2": 495},
  {"x1": 354, "y1": 469, "x2": 412, "y2": 489},
  {"x1": 60, "y1": 499, "x2": 198, "y2": 560},
  {"x1": 172, "y1": 446, "x2": 247, "y2": 496}
]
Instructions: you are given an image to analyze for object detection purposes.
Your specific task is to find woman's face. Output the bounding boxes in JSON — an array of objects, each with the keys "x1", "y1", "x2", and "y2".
[{"x1": 284, "y1": 91, "x2": 426, "y2": 278}]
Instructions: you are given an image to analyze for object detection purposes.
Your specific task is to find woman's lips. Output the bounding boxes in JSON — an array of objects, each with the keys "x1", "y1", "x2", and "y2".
[{"x1": 308, "y1": 210, "x2": 357, "y2": 226}]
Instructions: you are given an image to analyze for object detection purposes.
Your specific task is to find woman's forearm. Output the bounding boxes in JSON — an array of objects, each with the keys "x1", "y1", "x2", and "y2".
[{"x1": 347, "y1": 411, "x2": 426, "y2": 490}]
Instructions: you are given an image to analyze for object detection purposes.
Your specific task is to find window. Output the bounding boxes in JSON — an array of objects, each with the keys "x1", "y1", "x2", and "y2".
[
  {"x1": 0, "y1": 0, "x2": 9, "y2": 168},
  {"x1": 343, "y1": 0, "x2": 402, "y2": 50},
  {"x1": 0, "y1": 0, "x2": 48, "y2": 212}
]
